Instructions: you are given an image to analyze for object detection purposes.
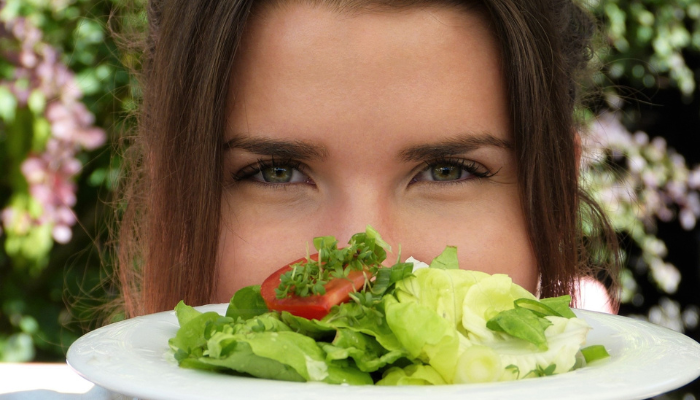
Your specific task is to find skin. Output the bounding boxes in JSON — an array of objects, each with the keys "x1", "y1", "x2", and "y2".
[{"x1": 213, "y1": 2, "x2": 539, "y2": 303}]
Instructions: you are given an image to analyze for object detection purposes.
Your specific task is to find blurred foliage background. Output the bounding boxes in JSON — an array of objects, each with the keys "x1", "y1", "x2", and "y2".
[{"x1": 0, "y1": 0, "x2": 699, "y2": 398}]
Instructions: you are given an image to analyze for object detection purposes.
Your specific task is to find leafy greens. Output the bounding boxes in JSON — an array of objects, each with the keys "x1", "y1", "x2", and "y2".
[{"x1": 169, "y1": 227, "x2": 608, "y2": 385}]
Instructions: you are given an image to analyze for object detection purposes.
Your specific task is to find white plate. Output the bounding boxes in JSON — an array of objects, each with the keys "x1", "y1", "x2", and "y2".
[{"x1": 67, "y1": 305, "x2": 700, "y2": 400}]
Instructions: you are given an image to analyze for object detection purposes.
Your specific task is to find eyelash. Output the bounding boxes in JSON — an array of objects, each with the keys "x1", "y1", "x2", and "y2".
[
  {"x1": 411, "y1": 157, "x2": 497, "y2": 184},
  {"x1": 230, "y1": 157, "x2": 496, "y2": 185},
  {"x1": 231, "y1": 158, "x2": 309, "y2": 182}
]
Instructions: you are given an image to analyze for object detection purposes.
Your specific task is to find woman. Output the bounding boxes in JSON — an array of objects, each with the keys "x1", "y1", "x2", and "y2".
[{"x1": 116, "y1": 0, "x2": 619, "y2": 317}]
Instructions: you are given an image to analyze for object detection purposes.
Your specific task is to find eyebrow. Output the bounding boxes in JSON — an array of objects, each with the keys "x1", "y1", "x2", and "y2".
[
  {"x1": 399, "y1": 132, "x2": 512, "y2": 162},
  {"x1": 224, "y1": 136, "x2": 328, "y2": 160}
]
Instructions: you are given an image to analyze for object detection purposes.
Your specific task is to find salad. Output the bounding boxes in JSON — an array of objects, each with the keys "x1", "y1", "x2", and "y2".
[{"x1": 169, "y1": 227, "x2": 609, "y2": 385}]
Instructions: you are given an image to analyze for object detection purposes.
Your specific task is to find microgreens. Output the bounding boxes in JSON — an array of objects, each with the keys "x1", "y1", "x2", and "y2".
[
  {"x1": 275, "y1": 226, "x2": 398, "y2": 299},
  {"x1": 524, "y1": 363, "x2": 557, "y2": 378}
]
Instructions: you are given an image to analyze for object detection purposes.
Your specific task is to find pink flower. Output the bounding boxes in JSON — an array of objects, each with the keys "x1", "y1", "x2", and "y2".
[
  {"x1": 55, "y1": 206, "x2": 76, "y2": 226},
  {"x1": 52, "y1": 224, "x2": 72, "y2": 244},
  {"x1": 20, "y1": 157, "x2": 47, "y2": 184},
  {"x1": 19, "y1": 49, "x2": 37, "y2": 68},
  {"x1": 76, "y1": 127, "x2": 106, "y2": 150},
  {"x1": 60, "y1": 158, "x2": 82, "y2": 176},
  {"x1": 679, "y1": 208, "x2": 696, "y2": 230}
]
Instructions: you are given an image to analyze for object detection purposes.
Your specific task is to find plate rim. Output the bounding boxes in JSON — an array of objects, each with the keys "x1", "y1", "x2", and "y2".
[{"x1": 67, "y1": 304, "x2": 700, "y2": 400}]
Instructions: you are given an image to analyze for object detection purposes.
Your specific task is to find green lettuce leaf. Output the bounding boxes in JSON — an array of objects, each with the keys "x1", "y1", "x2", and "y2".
[
  {"x1": 461, "y1": 274, "x2": 537, "y2": 343},
  {"x1": 376, "y1": 364, "x2": 447, "y2": 386},
  {"x1": 225, "y1": 285, "x2": 269, "y2": 321},
  {"x1": 174, "y1": 300, "x2": 205, "y2": 326},
  {"x1": 324, "y1": 301, "x2": 405, "y2": 353},
  {"x1": 191, "y1": 341, "x2": 306, "y2": 382},
  {"x1": 539, "y1": 295, "x2": 576, "y2": 318},
  {"x1": 322, "y1": 329, "x2": 405, "y2": 372},
  {"x1": 371, "y1": 262, "x2": 414, "y2": 297},
  {"x1": 485, "y1": 316, "x2": 592, "y2": 380},
  {"x1": 384, "y1": 294, "x2": 461, "y2": 383},
  {"x1": 217, "y1": 319, "x2": 372, "y2": 384},
  {"x1": 169, "y1": 301, "x2": 227, "y2": 357},
  {"x1": 580, "y1": 344, "x2": 610, "y2": 363},
  {"x1": 429, "y1": 246, "x2": 459, "y2": 270},
  {"x1": 486, "y1": 307, "x2": 552, "y2": 350},
  {"x1": 233, "y1": 330, "x2": 372, "y2": 384},
  {"x1": 236, "y1": 331, "x2": 331, "y2": 381},
  {"x1": 395, "y1": 268, "x2": 488, "y2": 330},
  {"x1": 453, "y1": 345, "x2": 503, "y2": 383},
  {"x1": 280, "y1": 311, "x2": 336, "y2": 340}
]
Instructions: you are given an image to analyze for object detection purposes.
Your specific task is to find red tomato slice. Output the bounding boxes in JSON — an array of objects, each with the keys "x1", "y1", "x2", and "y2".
[{"x1": 260, "y1": 253, "x2": 368, "y2": 320}]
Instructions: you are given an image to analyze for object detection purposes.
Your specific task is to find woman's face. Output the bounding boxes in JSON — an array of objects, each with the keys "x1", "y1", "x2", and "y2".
[{"x1": 214, "y1": 2, "x2": 538, "y2": 302}]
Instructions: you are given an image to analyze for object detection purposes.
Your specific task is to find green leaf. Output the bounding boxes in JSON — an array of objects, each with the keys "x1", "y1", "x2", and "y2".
[
  {"x1": 27, "y1": 90, "x2": 46, "y2": 115},
  {"x1": 390, "y1": 263, "x2": 414, "y2": 281},
  {"x1": 0, "y1": 0, "x2": 21, "y2": 21},
  {"x1": 396, "y1": 267, "x2": 487, "y2": 328},
  {"x1": 429, "y1": 246, "x2": 458, "y2": 269},
  {"x1": 580, "y1": 345, "x2": 610, "y2": 363},
  {"x1": 365, "y1": 224, "x2": 391, "y2": 253},
  {"x1": 384, "y1": 295, "x2": 460, "y2": 382},
  {"x1": 513, "y1": 298, "x2": 563, "y2": 318},
  {"x1": 486, "y1": 307, "x2": 551, "y2": 350},
  {"x1": 324, "y1": 301, "x2": 405, "y2": 353},
  {"x1": 454, "y1": 345, "x2": 503, "y2": 383},
  {"x1": 543, "y1": 363, "x2": 556, "y2": 375},
  {"x1": 193, "y1": 341, "x2": 306, "y2": 382},
  {"x1": 1, "y1": 333, "x2": 34, "y2": 362},
  {"x1": 225, "y1": 285, "x2": 269, "y2": 321},
  {"x1": 236, "y1": 330, "x2": 373, "y2": 384},
  {"x1": 169, "y1": 303, "x2": 223, "y2": 354},
  {"x1": 376, "y1": 364, "x2": 447, "y2": 386},
  {"x1": 174, "y1": 301, "x2": 202, "y2": 326},
  {"x1": 231, "y1": 313, "x2": 292, "y2": 336},
  {"x1": 74, "y1": 19, "x2": 104, "y2": 44},
  {"x1": 280, "y1": 311, "x2": 335, "y2": 340},
  {"x1": 313, "y1": 236, "x2": 337, "y2": 252},
  {"x1": 539, "y1": 295, "x2": 576, "y2": 318},
  {"x1": 75, "y1": 69, "x2": 101, "y2": 96},
  {"x1": 22, "y1": 223, "x2": 53, "y2": 268},
  {"x1": 370, "y1": 262, "x2": 414, "y2": 300},
  {"x1": 31, "y1": 117, "x2": 51, "y2": 152},
  {"x1": 0, "y1": 85, "x2": 17, "y2": 123},
  {"x1": 505, "y1": 364, "x2": 520, "y2": 379},
  {"x1": 322, "y1": 329, "x2": 404, "y2": 372}
]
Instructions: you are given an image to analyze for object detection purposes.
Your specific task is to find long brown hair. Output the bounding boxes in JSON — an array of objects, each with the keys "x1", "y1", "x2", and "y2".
[{"x1": 116, "y1": 0, "x2": 620, "y2": 317}]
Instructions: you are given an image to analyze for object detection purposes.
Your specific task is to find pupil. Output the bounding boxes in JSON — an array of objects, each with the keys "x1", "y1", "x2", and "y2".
[
  {"x1": 431, "y1": 165, "x2": 460, "y2": 181},
  {"x1": 262, "y1": 166, "x2": 292, "y2": 183}
]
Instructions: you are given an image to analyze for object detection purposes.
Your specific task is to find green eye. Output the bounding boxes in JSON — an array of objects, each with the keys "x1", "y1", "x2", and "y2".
[
  {"x1": 411, "y1": 159, "x2": 494, "y2": 184},
  {"x1": 261, "y1": 166, "x2": 294, "y2": 183},
  {"x1": 233, "y1": 160, "x2": 312, "y2": 185},
  {"x1": 431, "y1": 165, "x2": 462, "y2": 181}
]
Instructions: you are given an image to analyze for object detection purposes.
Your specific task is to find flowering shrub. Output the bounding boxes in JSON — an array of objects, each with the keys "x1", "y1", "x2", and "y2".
[
  {"x1": 587, "y1": 1, "x2": 700, "y2": 351},
  {"x1": 592, "y1": 0, "x2": 700, "y2": 101},
  {"x1": 0, "y1": 0, "x2": 132, "y2": 362},
  {"x1": 0, "y1": 14, "x2": 106, "y2": 272},
  {"x1": 583, "y1": 111, "x2": 700, "y2": 310}
]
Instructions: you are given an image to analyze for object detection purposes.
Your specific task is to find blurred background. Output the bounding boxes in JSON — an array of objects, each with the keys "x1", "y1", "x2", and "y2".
[{"x1": 0, "y1": 0, "x2": 698, "y2": 398}]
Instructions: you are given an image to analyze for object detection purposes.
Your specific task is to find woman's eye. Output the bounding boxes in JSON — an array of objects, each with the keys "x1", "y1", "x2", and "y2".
[
  {"x1": 240, "y1": 162, "x2": 311, "y2": 184},
  {"x1": 260, "y1": 166, "x2": 296, "y2": 183},
  {"x1": 412, "y1": 160, "x2": 492, "y2": 183},
  {"x1": 429, "y1": 165, "x2": 464, "y2": 181}
]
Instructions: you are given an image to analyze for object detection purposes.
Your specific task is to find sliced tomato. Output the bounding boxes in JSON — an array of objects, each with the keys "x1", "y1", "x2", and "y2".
[{"x1": 260, "y1": 253, "x2": 368, "y2": 320}]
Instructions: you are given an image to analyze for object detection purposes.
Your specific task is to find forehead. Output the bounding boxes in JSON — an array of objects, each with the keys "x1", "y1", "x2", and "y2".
[{"x1": 227, "y1": 2, "x2": 509, "y2": 147}]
